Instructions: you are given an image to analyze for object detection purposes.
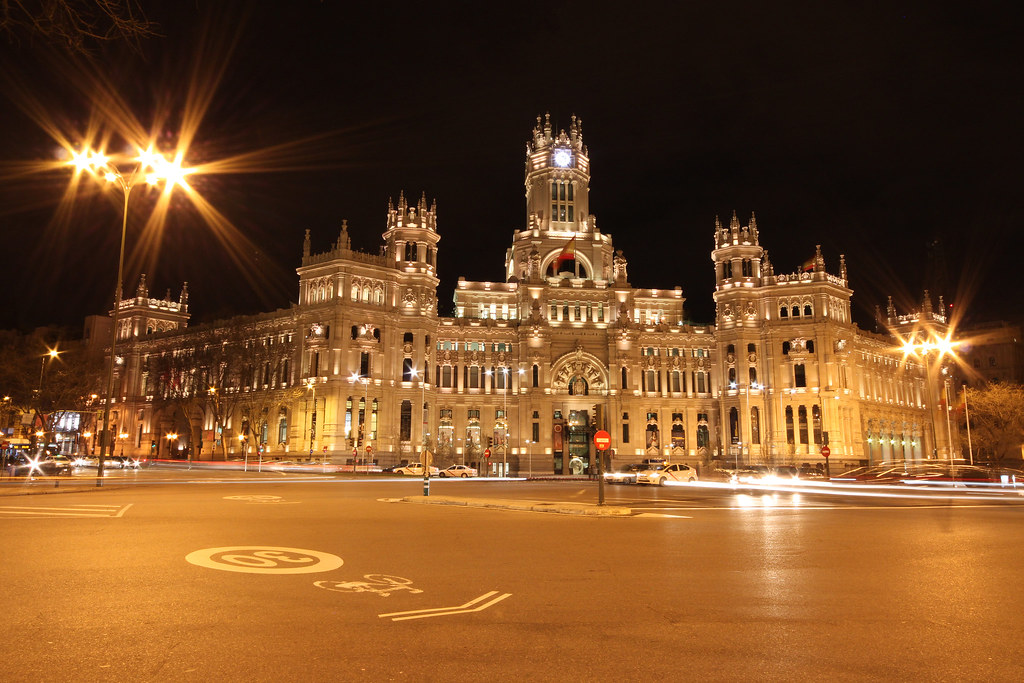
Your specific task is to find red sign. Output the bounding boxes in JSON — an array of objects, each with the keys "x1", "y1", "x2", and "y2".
[
  {"x1": 484, "y1": 448, "x2": 491, "y2": 458},
  {"x1": 821, "y1": 445, "x2": 831, "y2": 458},
  {"x1": 365, "y1": 445, "x2": 372, "y2": 453},
  {"x1": 594, "y1": 430, "x2": 611, "y2": 450}
]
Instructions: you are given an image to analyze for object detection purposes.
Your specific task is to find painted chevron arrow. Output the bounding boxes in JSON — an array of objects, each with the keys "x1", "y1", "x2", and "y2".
[{"x1": 378, "y1": 591, "x2": 512, "y2": 621}]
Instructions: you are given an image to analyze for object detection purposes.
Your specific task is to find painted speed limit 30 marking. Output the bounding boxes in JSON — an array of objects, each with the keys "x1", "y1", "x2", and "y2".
[
  {"x1": 186, "y1": 546, "x2": 343, "y2": 574},
  {"x1": 222, "y1": 495, "x2": 299, "y2": 504}
]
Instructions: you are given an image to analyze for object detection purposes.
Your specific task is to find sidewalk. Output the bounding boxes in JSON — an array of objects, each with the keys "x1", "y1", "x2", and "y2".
[{"x1": 395, "y1": 494, "x2": 632, "y2": 517}]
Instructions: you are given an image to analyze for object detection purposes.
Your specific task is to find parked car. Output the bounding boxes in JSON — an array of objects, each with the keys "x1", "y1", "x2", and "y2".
[
  {"x1": 392, "y1": 462, "x2": 440, "y2": 476},
  {"x1": 604, "y1": 463, "x2": 647, "y2": 484},
  {"x1": 797, "y1": 464, "x2": 827, "y2": 480},
  {"x1": 636, "y1": 462, "x2": 698, "y2": 486},
  {"x1": 4, "y1": 453, "x2": 68, "y2": 477},
  {"x1": 45, "y1": 455, "x2": 74, "y2": 476},
  {"x1": 438, "y1": 464, "x2": 477, "y2": 478}
]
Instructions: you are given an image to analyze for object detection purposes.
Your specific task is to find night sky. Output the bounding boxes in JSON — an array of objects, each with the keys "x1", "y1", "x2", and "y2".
[{"x1": 1, "y1": 1, "x2": 1021, "y2": 334}]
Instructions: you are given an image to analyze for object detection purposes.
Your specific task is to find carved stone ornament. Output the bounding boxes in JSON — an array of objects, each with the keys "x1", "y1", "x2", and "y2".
[
  {"x1": 744, "y1": 302, "x2": 757, "y2": 320},
  {"x1": 403, "y1": 288, "x2": 416, "y2": 306}
]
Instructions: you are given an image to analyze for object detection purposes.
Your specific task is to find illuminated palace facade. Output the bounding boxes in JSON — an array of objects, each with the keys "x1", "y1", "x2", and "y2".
[{"x1": 106, "y1": 115, "x2": 951, "y2": 473}]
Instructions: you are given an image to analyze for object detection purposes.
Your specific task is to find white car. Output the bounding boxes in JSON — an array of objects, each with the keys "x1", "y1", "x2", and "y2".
[
  {"x1": 636, "y1": 463, "x2": 698, "y2": 486},
  {"x1": 392, "y1": 462, "x2": 440, "y2": 476},
  {"x1": 438, "y1": 464, "x2": 478, "y2": 478}
]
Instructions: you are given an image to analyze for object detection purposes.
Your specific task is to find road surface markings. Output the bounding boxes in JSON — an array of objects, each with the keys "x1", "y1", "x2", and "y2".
[
  {"x1": 0, "y1": 503, "x2": 132, "y2": 518},
  {"x1": 315, "y1": 574, "x2": 422, "y2": 597},
  {"x1": 223, "y1": 495, "x2": 300, "y2": 504},
  {"x1": 186, "y1": 546, "x2": 343, "y2": 574},
  {"x1": 378, "y1": 591, "x2": 511, "y2": 621},
  {"x1": 634, "y1": 512, "x2": 693, "y2": 518}
]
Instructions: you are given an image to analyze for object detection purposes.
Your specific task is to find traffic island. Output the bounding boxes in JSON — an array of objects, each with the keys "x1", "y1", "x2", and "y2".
[{"x1": 395, "y1": 495, "x2": 632, "y2": 517}]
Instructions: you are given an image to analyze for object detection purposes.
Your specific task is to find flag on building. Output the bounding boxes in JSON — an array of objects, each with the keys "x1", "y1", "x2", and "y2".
[
  {"x1": 801, "y1": 257, "x2": 815, "y2": 272},
  {"x1": 554, "y1": 236, "x2": 576, "y2": 272}
]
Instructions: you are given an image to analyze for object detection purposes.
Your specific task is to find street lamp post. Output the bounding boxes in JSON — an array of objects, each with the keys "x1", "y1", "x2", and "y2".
[
  {"x1": 238, "y1": 433, "x2": 248, "y2": 472},
  {"x1": 69, "y1": 147, "x2": 190, "y2": 486},
  {"x1": 306, "y1": 377, "x2": 317, "y2": 462},
  {"x1": 900, "y1": 333, "x2": 959, "y2": 465},
  {"x1": 410, "y1": 368, "x2": 430, "y2": 496},
  {"x1": 350, "y1": 373, "x2": 369, "y2": 470}
]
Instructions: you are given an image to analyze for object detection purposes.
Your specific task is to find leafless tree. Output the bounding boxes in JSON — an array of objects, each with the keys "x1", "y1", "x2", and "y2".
[
  {"x1": 960, "y1": 383, "x2": 1024, "y2": 465},
  {"x1": 1, "y1": 0, "x2": 157, "y2": 53}
]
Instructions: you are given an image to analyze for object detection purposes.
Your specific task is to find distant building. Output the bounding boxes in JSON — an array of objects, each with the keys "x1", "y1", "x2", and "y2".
[
  {"x1": 91, "y1": 115, "x2": 955, "y2": 472},
  {"x1": 959, "y1": 321, "x2": 1024, "y2": 386}
]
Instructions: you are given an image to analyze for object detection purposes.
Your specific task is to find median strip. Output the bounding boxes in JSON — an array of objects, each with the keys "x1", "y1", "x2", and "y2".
[{"x1": 397, "y1": 495, "x2": 631, "y2": 516}]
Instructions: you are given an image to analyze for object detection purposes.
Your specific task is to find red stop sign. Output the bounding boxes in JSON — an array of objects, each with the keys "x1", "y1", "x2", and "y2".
[
  {"x1": 365, "y1": 445, "x2": 372, "y2": 453},
  {"x1": 484, "y1": 448, "x2": 491, "y2": 458},
  {"x1": 821, "y1": 445, "x2": 831, "y2": 458},
  {"x1": 594, "y1": 430, "x2": 611, "y2": 450}
]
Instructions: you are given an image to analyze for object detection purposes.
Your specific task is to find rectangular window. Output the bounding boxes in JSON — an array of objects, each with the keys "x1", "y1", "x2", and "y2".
[
  {"x1": 532, "y1": 422, "x2": 540, "y2": 442},
  {"x1": 622, "y1": 422, "x2": 630, "y2": 443},
  {"x1": 794, "y1": 364, "x2": 807, "y2": 388},
  {"x1": 442, "y1": 366, "x2": 453, "y2": 388},
  {"x1": 359, "y1": 352, "x2": 369, "y2": 378}
]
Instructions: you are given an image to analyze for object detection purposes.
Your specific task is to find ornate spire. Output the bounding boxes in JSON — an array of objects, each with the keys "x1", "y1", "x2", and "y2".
[
  {"x1": 180, "y1": 282, "x2": 189, "y2": 307},
  {"x1": 730, "y1": 210, "x2": 740, "y2": 231},
  {"x1": 136, "y1": 273, "x2": 148, "y2": 299},
  {"x1": 814, "y1": 244, "x2": 823, "y2": 272},
  {"x1": 338, "y1": 220, "x2": 351, "y2": 250},
  {"x1": 303, "y1": 229, "x2": 311, "y2": 258},
  {"x1": 840, "y1": 254, "x2": 847, "y2": 281},
  {"x1": 922, "y1": 289, "x2": 933, "y2": 316}
]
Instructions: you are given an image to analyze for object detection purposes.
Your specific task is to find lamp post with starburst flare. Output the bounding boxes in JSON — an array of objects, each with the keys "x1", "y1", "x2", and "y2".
[{"x1": 67, "y1": 147, "x2": 191, "y2": 485}]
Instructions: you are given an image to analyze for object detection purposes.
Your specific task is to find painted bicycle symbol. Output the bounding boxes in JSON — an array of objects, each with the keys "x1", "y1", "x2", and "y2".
[{"x1": 314, "y1": 574, "x2": 423, "y2": 597}]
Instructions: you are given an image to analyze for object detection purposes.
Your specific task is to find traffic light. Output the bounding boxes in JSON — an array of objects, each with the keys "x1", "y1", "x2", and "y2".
[
  {"x1": 591, "y1": 405, "x2": 605, "y2": 431},
  {"x1": 486, "y1": 436, "x2": 493, "y2": 447}
]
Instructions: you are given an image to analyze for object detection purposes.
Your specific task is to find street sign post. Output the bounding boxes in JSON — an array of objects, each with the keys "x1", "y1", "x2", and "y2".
[
  {"x1": 593, "y1": 430, "x2": 611, "y2": 506},
  {"x1": 821, "y1": 445, "x2": 831, "y2": 478}
]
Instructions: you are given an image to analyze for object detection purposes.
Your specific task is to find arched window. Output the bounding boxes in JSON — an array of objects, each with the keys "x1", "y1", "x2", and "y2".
[
  {"x1": 749, "y1": 366, "x2": 758, "y2": 385},
  {"x1": 729, "y1": 407, "x2": 739, "y2": 444},
  {"x1": 351, "y1": 284, "x2": 359, "y2": 301},
  {"x1": 792, "y1": 306, "x2": 800, "y2": 317},
  {"x1": 804, "y1": 304, "x2": 812, "y2": 316},
  {"x1": 785, "y1": 406, "x2": 795, "y2": 444},
  {"x1": 798, "y1": 406, "x2": 809, "y2": 444},
  {"x1": 812, "y1": 405, "x2": 822, "y2": 444},
  {"x1": 780, "y1": 306, "x2": 788, "y2": 318},
  {"x1": 750, "y1": 407, "x2": 760, "y2": 444},
  {"x1": 671, "y1": 423, "x2": 684, "y2": 448},
  {"x1": 402, "y1": 358, "x2": 414, "y2": 381},
  {"x1": 374, "y1": 288, "x2": 384, "y2": 305},
  {"x1": 568, "y1": 376, "x2": 588, "y2": 395},
  {"x1": 362, "y1": 287, "x2": 371, "y2": 303},
  {"x1": 728, "y1": 367, "x2": 737, "y2": 386}
]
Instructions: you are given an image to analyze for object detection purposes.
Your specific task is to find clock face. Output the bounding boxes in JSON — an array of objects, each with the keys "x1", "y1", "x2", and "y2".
[{"x1": 553, "y1": 149, "x2": 572, "y2": 168}]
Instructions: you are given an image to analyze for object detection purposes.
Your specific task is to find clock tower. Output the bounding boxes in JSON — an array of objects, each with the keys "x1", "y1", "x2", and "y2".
[{"x1": 508, "y1": 113, "x2": 614, "y2": 283}]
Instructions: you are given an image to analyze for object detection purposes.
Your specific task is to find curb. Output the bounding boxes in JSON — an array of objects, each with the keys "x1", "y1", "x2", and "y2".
[{"x1": 397, "y1": 495, "x2": 632, "y2": 517}]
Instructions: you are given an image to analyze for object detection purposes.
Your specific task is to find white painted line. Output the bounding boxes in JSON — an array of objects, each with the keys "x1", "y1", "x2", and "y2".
[
  {"x1": 186, "y1": 546, "x2": 343, "y2": 574},
  {"x1": 0, "y1": 504, "x2": 131, "y2": 518},
  {"x1": 379, "y1": 591, "x2": 512, "y2": 621}
]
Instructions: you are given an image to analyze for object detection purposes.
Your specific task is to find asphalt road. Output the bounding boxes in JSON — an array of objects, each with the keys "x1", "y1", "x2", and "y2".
[{"x1": 3, "y1": 472, "x2": 1024, "y2": 681}]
